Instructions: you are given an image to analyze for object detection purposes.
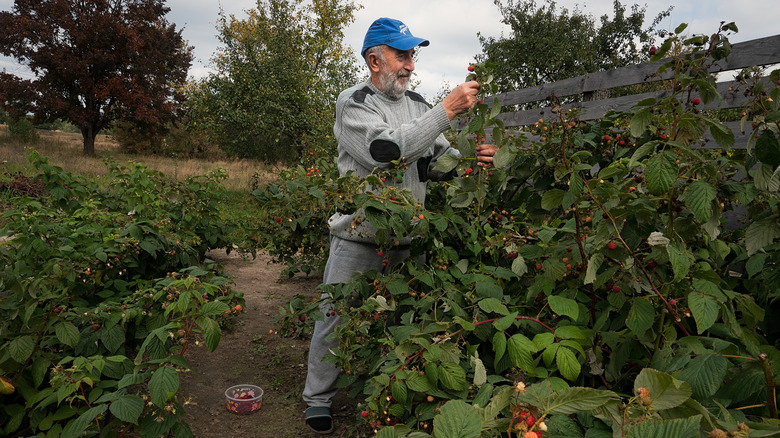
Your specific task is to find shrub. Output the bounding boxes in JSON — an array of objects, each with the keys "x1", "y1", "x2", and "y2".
[
  {"x1": 7, "y1": 116, "x2": 39, "y2": 143},
  {"x1": 271, "y1": 24, "x2": 780, "y2": 437},
  {"x1": 0, "y1": 152, "x2": 244, "y2": 436}
]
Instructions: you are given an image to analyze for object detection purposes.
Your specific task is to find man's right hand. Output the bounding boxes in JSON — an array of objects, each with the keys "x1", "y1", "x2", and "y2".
[{"x1": 442, "y1": 81, "x2": 480, "y2": 120}]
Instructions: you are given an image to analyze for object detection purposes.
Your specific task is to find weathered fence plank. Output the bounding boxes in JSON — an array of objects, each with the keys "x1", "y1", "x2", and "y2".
[
  {"x1": 491, "y1": 34, "x2": 780, "y2": 109},
  {"x1": 466, "y1": 33, "x2": 780, "y2": 151}
]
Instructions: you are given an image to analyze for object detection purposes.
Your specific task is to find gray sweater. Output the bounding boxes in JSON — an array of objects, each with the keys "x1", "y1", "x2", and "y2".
[{"x1": 329, "y1": 80, "x2": 459, "y2": 244}]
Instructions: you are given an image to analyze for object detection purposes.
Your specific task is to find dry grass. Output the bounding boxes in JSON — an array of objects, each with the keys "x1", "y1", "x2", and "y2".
[{"x1": 0, "y1": 125, "x2": 280, "y2": 191}]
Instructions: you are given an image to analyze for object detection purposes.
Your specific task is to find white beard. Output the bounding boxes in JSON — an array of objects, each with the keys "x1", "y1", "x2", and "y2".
[{"x1": 378, "y1": 68, "x2": 410, "y2": 99}]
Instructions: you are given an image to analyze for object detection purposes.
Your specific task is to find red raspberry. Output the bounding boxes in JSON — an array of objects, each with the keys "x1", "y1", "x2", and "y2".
[
  {"x1": 468, "y1": 65, "x2": 474, "y2": 72},
  {"x1": 607, "y1": 242, "x2": 618, "y2": 250},
  {"x1": 692, "y1": 97, "x2": 701, "y2": 105}
]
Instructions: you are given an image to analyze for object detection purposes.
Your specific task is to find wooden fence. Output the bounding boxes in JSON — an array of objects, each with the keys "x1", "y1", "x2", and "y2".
[{"x1": 469, "y1": 34, "x2": 780, "y2": 148}]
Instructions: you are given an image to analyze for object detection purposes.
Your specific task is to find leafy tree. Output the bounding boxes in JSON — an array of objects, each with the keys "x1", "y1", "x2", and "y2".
[
  {"x1": 0, "y1": 0, "x2": 193, "y2": 156},
  {"x1": 477, "y1": 0, "x2": 671, "y2": 91},
  {"x1": 185, "y1": 0, "x2": 361, "y2": 162}
]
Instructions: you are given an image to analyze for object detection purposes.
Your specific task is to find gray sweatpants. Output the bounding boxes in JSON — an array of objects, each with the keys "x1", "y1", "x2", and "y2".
[{"x1": 302, "y1": 235, "x2": 412, "y2": 408}]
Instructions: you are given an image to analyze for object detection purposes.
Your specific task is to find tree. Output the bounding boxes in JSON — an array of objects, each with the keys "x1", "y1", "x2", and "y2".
[
  {"x1": 185, "y1": 0, "x2": 361, "y2": 162},
  {"x1": 0, "y1": 0, "x2": 193, "y2": 156},
  {"x1": 477, "y1": 0, "x2": 671, "y2": 92}
]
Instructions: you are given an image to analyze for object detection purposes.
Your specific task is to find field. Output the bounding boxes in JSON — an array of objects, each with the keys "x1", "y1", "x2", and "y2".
[{"x1": 0, "y1": 126, "x2": 276, "y2": 192}]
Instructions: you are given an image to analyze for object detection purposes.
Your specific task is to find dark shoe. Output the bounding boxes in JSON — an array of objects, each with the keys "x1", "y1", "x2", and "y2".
[{"x1": 305, "y1": 406, "x2": 334, "y2": 434}]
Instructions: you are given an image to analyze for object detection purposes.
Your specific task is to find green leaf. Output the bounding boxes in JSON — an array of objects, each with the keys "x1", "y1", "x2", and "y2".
[
  {"x1": 646, "y1": 152, "x2": 676, "y2": 195},
  {"x1": 541, "y1": 189, "x2": 566, "y2": 211},
  {"x1": 438, "y1": 361, "x2": 466, "y2": 391},
  {"x1": 490, "y1": 97, "x2": 502, "y2": 119},
  {"x1": 630, "y1": 107, "x2": 653, "y2": 137},
  {"x1": 55, "y1": 322, "x2": 80, "y2": 349},
  {"x1": 391, "y1": 380, "x2": 408, "y2": 405},
  {"x1": 472, "y1": 355, "x2": 487, "y2": 386},
  {"x1": 627, "y1": 415, "x2": 701, "y2": 438},
  {"x1": 200, "y1": 301, "x2": 229, "y2": 316},
  {"x1": 507, "y1": 334, "x2": 537, "y2": 372},
  {"x1": 633, "y1": 368, "x2": 692, "y2": 410},
  {"x1": 543, "y1": 387, "x2": 617, "y2": 415},
  {"x1": 584, "y1": 253, "x2": 604, "y2": 285},
  {"x1": 629, "y1": 141, "x2": 658, "y2": 168},
  {"x1": 754, "y1": 163, "x2": 780, "y2": 192},
  {"x1": 666, "y1": 241, "x2": 691, "y2": 281},
  {"x1": 688, "y1": 292, "x2": 719, "y2": 334},
  {"x1": 376, "y1": 427, "x2": 398, "y2": 438},
  {"x1": 468, "y1": 116, "x2": 484, "y2": 133},
  {"x1": 406, "y1": 372, "x2": 432, "y2": 393},
  {"x1": 492, "y1": 332, "x2": 507, "y2": 368},
  {"x1": 547, "y1": 295, "x2": 579, "y2": 320},
  {"x1": 554, "y1": 326, "x2": 586, "y2": 340},
  {"x1": 556, "y1": 347, "x2": 581, "y2": 381},
  {"x1": 433, "y1": 400, "x2": 482, "y2": 438},
  {"x1": 677, "y1": 354, "x2": 728, "y2": 400},
  {"x1": 61, "y1": 405, "x2": 107, "y2": 438},
  {"x1": 100, "y1": 324, "x2": 125, "y2": 353},
  {"x1": 493, "y1": 145, "x2": 516, "y2": 169},
  {"x1": 755, "y1": 130, "x2": 780, "y2": 168},
  {"x1": 8, "y1": 335, "x2": 34, "y2": 364},
  {"x1": 626, "y1": 297, "x2": 655, "y2": 337},
  {"x1": 109, "y1": 394, "x2": 144, "y2": 424},
  {"x1": 433, "y1": 153, "x2": 460, "y2": 173},
  {"x1": 475, "y1": 280, "x2": 503, "y2": 300},
  {"x1": 149, "y1": 366, "x2": 179, "y2": 407},
  {"x1": 705, "y1": 118, "x2": 735, "y2": 149},
  {"x1": 493, "y1": 312, "x2": 517, "y2": 331},
  {"x1": 478, "y1": 298, "x2": 509, "y2": 316},
  {"x1": 745, "y1": 216, "x2": 780, "y2": 256},
  {"x1": 745, "y1": 253, "x2": 767, "y2": 277},
  {"x1": 453, "y1": 316, "x2": 475, "y2": 331},
  {"x1": 684, "y1": 181, "x2": 717, "y2": 222},
  {"x1": 198, "y1": 316, "x2": 222, "y2": 352},
  {"x1": 387, "y1": 280, "x2": 409, "y2": 295},
  {"x1": 511, "y1": 256, "x2": 528, "y2": 277}
]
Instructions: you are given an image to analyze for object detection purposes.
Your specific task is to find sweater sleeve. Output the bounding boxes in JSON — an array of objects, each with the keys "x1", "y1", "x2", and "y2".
[{"x1": 334, "y1": 93, "x2": 453, "y2": 171}]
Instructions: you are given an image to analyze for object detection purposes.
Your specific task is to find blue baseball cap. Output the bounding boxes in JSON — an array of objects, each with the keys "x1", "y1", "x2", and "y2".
[{"x1": 361, "y1": 18, "x2": 429, "y2": 57}]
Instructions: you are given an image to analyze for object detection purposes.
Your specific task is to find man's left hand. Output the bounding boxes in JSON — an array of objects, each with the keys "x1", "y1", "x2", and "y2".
[{"x1": 476, "y1": 144, "x2": 498, "y2": 168}]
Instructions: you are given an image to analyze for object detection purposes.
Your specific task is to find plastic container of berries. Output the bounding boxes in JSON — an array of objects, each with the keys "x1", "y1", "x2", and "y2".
[{"x1": 225, "y1": 384, "x2": 263, "y2": 415}]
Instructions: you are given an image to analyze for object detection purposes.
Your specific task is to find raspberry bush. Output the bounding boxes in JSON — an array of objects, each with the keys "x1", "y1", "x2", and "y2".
[
  {"x1": 269, "y1": 24, "x2": 780, "y2": 437},
  {"x1": 0, "y1": 154, "x2": 244, "y2": 437}
]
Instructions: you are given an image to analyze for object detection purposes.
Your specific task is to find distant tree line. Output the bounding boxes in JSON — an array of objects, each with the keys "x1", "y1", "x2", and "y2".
[{"x1": 0, "y1": 0, "x2": 670, "y2": 162}]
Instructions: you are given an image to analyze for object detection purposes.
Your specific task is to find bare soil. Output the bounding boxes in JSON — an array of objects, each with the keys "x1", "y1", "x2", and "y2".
[{"x1": 179, "y1": 250, "x2": 358, "y2": 438}]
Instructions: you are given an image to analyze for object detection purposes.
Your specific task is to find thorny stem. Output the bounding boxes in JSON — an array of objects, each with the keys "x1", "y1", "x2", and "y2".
[
  {"x1": 555, "y1": 109, "x2": 597, "y2": 326},
  {"x1": 760, "y1": 354, "x2": 778, "y2": 419}
]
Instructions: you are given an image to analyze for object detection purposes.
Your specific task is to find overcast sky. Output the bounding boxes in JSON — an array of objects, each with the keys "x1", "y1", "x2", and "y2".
[{"x1": 1, "y1": 0, "x2": 779, "y2": 100}]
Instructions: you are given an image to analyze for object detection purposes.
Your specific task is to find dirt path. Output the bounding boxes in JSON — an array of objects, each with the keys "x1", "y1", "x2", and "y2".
[{"x1": 179, "y1": 250, "x2": 357, "y2": 437}]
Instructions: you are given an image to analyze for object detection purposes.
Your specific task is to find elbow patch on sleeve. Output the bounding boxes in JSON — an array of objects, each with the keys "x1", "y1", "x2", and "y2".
[{"x1": 370, "y1": 139, "x2": 401, "y2": 163}]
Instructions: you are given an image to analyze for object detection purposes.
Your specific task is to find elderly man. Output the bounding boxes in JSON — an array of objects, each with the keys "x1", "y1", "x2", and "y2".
[{"x1": 303, "y1": 17, "x2": 496, "y2": 434}]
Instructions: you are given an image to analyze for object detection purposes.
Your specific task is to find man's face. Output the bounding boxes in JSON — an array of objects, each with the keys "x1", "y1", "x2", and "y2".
[{"x1": 376, "y1": 47, "x2": 415, "y2": 98}]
